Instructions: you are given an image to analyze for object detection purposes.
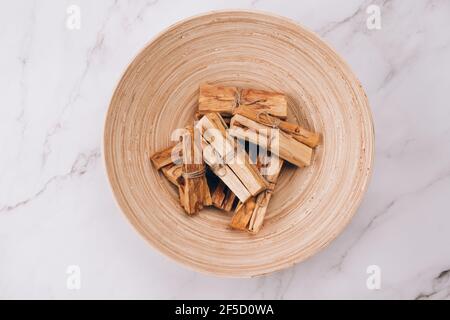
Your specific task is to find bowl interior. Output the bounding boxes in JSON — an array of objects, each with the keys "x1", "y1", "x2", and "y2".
[{"x1": 104, "y1": 11, "x2": 374, "y2": 277}]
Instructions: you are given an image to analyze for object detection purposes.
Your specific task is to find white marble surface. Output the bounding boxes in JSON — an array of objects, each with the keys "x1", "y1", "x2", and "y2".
[{"x1": 1, "y1": 0, "x2": 450, "y2": 299}]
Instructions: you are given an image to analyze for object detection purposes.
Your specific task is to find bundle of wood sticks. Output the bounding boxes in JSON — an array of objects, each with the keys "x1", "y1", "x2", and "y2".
[{"x1": 151, "y1": 84, "x2": 321, "y2": 234}]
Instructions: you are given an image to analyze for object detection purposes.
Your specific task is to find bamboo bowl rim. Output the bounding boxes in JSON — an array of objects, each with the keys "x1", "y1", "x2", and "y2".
[{"x1": 103, "y1": 10, "x2": 374, "y2": 277}]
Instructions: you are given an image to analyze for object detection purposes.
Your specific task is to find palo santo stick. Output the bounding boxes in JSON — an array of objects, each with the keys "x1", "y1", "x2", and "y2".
[
  {"x1": 198, "y1": 84, "x2": 238, "y2": 116},
  {"x1": 229, "y1": 114, "x2": 312, "y2": 167},
  {"x1": 202, "y1": 137, "x2": 251, "y2": 203},
  {"x1": 178, "y1": 185, "x2": 185, "y2": 209},
  {"x1": 211, "y1": 181, "x2": 227, "y2": 208},
  {"x1": 248, "y1": 155, "x2": 284, "y2": 234},
  {"x1": 211, "y1": 181, "x2": 237, "y2": 212},
  {"x1": 233, "y1": 106, "x2": 321, "y2": 148},
  {"x1": 198, "y1": 84, "x2": 289, "y2": 119},
  {"x1": 150, "y1": 144, "x2": 182, "y2": 170},
  {"x1": 230, "y1": 198, "x2": 256, "y2": 230},
  {"x1": 240, "y1": 88, "x2": 287, "y2": 119},
  {"x1": 197, "y1": 113, "x2": 267, "y2": 195},
  {"x1": 179, "y1": 126, "x2": 212, "y2": 214},
  {"x1": 230, "y1": 154, "x2": 283, "y2": 232},
  {"x1": 161, "y1": 163, "x2": 183, "y2": 186},
  {"x1": 222, "y1": 189, "x2": 237, "y2": 212}
]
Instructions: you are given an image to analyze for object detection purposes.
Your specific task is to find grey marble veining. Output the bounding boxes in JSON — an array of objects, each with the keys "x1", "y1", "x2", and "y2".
[{"x1": 0, "y1": 0, "x2": 449, "y2": 299}]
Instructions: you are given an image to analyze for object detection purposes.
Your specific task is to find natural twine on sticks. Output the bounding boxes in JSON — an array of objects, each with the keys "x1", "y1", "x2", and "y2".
[
  {"x1": 182, "y1": 167, "x2": 206, "y2": 179},
  {"x1": 234, "y1": 89, "x2": 241, "y2": 109},
  {"x1": 256, "y1": 110, "x2": 281, "y2": 129},
  {"x1": 233, "y1": 88, "x2": 267, "y2": 112}
]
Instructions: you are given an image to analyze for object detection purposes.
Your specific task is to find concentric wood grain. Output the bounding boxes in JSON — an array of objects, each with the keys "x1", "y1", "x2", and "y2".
[{"x1": 103, "y1": 11, "x2": 374, "y2": 277}]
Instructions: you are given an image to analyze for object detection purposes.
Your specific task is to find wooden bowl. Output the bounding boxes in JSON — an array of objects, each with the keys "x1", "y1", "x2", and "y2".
[{"x1": 103, "y1": 10, "x2": 374, "y2": 277}]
